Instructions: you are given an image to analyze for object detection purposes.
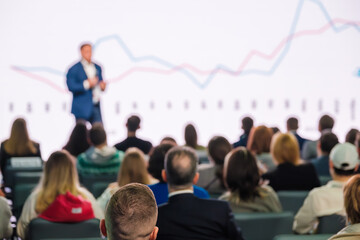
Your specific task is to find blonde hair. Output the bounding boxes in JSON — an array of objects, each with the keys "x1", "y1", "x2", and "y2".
[
  {"x1": 271, "y1": 133, "x2": 300, "y2": 165},
  {"x1": 4, "y1": 118, "x2": 37, "y2": 155},
  {"x1": 117, "y1": 148, "x2": 150, "y2": 187},
  {"x1": 35, "y1": 150, "x2": 87, "y2": 213},
  {"x1": 344, "y1": 175, "x2": 360, "y2": 224}
]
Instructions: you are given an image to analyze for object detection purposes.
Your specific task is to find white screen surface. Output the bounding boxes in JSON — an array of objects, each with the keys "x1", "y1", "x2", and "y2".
[{"x1": 0, "y1": 0, "x2": 359, "y2": 158}]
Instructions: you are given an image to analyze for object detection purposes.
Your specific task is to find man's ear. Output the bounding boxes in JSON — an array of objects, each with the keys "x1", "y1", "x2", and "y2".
[
  {"x1": 161, "y1": 169, "x2": 167, "y2": 182},
  {"x1": 100, "y1": 219, "x2": 107, "y2": 237},
  {"x1": 149, "y1": 226, "x2": 159, "y2": 240},
  {"x1": 193, "y1": 172, "x2": 199, "y2": 184}
]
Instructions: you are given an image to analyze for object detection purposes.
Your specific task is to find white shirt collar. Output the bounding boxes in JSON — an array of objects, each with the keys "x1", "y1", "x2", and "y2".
[{"x1": 168, "y1": 189, "x2": 194, "y2": 198}]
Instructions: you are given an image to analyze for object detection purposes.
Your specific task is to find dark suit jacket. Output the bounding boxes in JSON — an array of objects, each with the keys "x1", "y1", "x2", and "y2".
[
  {"x1": 66, "y1": 61, "x2": 103, "y2": 120},
  {"x1": 156, "y1": 193, "x2": 244, "y2": 240}
]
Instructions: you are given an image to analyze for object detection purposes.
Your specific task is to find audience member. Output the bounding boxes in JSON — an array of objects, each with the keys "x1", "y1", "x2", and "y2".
[
  {"x1": 329, "y1": 174, "x2": 360, "y2": 239},
  {"x1": 233, "y1": 116, "x2": 253, "y2": 148},
  {"x1": 114, "y1": 115, "x2": 153, "y2": 154},
  {"x1": 17, "y1": 150, "x2": 103, "y2": 239},
  {"x1": 286, "y1": 117, "x2": 308, "y2": 151},
  {"x1": 184, "y1": 123, "x2": 206, "y2": 150},
  {"x1": 97, "y1": 148, "x2": 151, "y2": 211},
  {"x1": 148, "y1": 144, "x2": 209, "y2": 205},
  {"x1": 345, "y1": 128, "x2": 359, "y2": 145},
  {"x1": 63, "y1": 121, "x2": 90, "y2": 157},
  {"x1": 311, "y1": 132, "x2": 339, "y2": 177},
  {"x1": 0, "y1": 190, "x2": 12, "y2": 239},
  {"x1": 247, "y1": 125, "x2": 275, "y2": 171},
  {"x1": 77, "y1": 123, "x2": 124, "y2": 175},
  {"x1": 100, "y1": 183, "x2": 158, "y2": 240},
  {"x1": 302, "y1": 114, "x2": 335, "y2": 160},
  {"x1": 160, "y1": 136, "x2": 177, "y2": 146},
  {"x1": 293, "y1": 143, "x2": 359, "y2": 234},
  {"x1": 196, "y1": 136, "x2": 231, "y2": 194},
  {"x1": 219, "y1": 147, "x2": 282, "y2": 213},
  {"x1": 0, "y1": 118, "x2": 42, "y2": 176},
  {"x1": 156, "y1": 146, "x2": 244, "y2": 240},
  {"x1": 262, "y1": 133, "x2": 320, "y2": 191}
]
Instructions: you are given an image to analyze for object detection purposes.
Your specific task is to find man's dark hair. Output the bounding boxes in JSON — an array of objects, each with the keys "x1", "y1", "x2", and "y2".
[
  {"x1": 165, "y1": 146, "x2": 198, "y2": 188},
  {"x1": 90, "y1": 123, "x2": 107, "y2": 146},
  {"x1": 80, "y1": 43, "x2": 92, "y2": 50},
  {"x1": 320, "y1": 132, "x2": 339, "y2": 155},
  {"x1": 127, "y1": 115, "x2": 141, "y2": 132},
  {"x1": 287, "y1": 117, "x2": 299, "y2": 131},
  {"x1": 319, "y1": 114, "x2": 334, "y2": 131},
  {"x1": 242, "y1": 117, "x2": 254, "y2": 134},
  {"x1": 148, "y1": 144, "x2": 174, "y2": 183},
  {"x1": 346, "y1": 129, "x2": 359, "y2": 145}
]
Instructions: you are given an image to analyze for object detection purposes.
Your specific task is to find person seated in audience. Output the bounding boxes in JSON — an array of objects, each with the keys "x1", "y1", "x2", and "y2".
[
  {"x1": 247, "y1": 125, "x2": 275, "y2": 171},
  {"x1": 311, "y1": 132, "x2": 339, "y2": 177},
  {"x1": 17, "y1": 150, "x2": 103, "y2": 239},
  {"x1": 293, "y1": 143, "x2": 359, "y2": 234},
  {"x1": 160, "y1": 136, "x2": 177, "y2": 146},
  {"x1": 329, "y1": 174, "x2": 360, "y2": 240},
  {"x1": 233, "y1": 116, "x2": 253, "y2": 148},
  {"x1": 0, "y1": 117, "x2": 42, "y2": 176},
  {"x1": 63, "y1": 120, "x2": 90, "y2": 157},
  {"x1": 302, "y1": 114, "x2": 335, "y2": 161},
  {"x1": 97, "y1": 148, "x2": 152, "y2": 211},
  {"x1": 114, "y1": 115, "x2": 153, "y2": 154},
  {"x1": 345, "y1": 128, "x2": 359, "y2": 145},
  {"x1": 196, "y1": 136, "x2": 231, "y2": 195},
  {"x1": 184, "y1": 123, "x2": 206, "y2": 150},
  {"x1": 100, "y1": 183, "x2": 158, "y2": 240},
  {"x1": 262, "y1": 133, "x2": 320, "y2": 191},
  {"x1": 156, "y1": 146, "x2": 244, "y2": 240},
  {"x1": 77, "y1": 123, "x2": 124, "y2": 176},
  {"x1": 219, "y1": 147, "x2": 282, "y2": 213},
  {"x1": 286, "y1": 117, "x2": 308, "y2": 151},
  {"x1": 0, "y1": 189, "x2": 12, "y2": 239},
  {"x1": 148, "y1": 144, "x2": 209, "y2": 205}
]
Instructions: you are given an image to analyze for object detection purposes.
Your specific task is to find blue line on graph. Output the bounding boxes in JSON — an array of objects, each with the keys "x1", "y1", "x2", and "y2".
[{"x1": 13, "y1": 0, "x2": 360, "y2": 89}]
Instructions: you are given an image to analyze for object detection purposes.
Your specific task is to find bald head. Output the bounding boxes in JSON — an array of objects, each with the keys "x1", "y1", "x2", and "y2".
[
  {"x1": 164, "y1": 146, "x2": 198, "y2": 189},
  {"x1": 101, "y1": 183, "x2": 158, "y2": 240}
]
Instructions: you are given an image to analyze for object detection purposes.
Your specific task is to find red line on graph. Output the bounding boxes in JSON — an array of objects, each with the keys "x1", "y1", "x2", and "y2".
[{"x1": 12, "y1": 66, "x2": 67, "y2": 93}]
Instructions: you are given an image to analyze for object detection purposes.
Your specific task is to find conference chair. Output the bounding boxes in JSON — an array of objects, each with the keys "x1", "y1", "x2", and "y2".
[
  {"x1": 319, "y1": 176, "x2": 332, "y2": 186},
  {"x1": 277, "y1": 191, "x2": 309, "y2": 213},
  {"x1": 3, "y1": 157, "x2": 43, "y2": 188},
  {"x1": 12, "y1": 172, "x2": 42, "y2": 219},
  {"x1": 28, "y1": 218, "x2": 101, "y2": 240},
  {"x1": 79, "y1": 174, "x2": 117, "y2": 197},
  {"x1": 317, "y1": 214, "x2": 346, "y2": 234},
  {"x1": 273, "y1": 234, "x2": 333, "y2": 240},
  {"x1": 234, "y1": 211, "x2": 294, "y2": 240}
]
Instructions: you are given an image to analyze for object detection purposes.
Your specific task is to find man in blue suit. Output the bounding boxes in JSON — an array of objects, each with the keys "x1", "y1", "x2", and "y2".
[{"x1": 66, "y1": 43, "x2": 106, "y2": 124}]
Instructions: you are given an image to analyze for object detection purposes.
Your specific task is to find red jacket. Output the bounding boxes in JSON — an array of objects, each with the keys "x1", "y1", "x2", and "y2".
[{"x1": 39, "y1": 191, "x2": 95, "y2": 222}]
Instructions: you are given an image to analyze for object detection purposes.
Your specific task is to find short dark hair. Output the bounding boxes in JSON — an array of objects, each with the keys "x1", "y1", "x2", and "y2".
[
  {"x1": 319, "y1": 114, "x2": 334, "y2": 131},
  {"x1": 346, "y1": 129, "x2": 359, "y2": 145},
  {"x1": 127, "y1": 115, "x2": 141, "y2": 132},
  {"x1": 207, "y1": 136, "x2": 232, "y2": 165},
  {"x1": 319, "y1": 132, "x2": 339, "y2": 155},
  {"x1": 242, "y1": 117, "x2": 254, "y2": 134},
  {"x1": 225, "y1": 147, "x2": 260, "y2": 201},
  {"x1": 333, "y1": 168, "x2": 356, "y2": 176},
  {"x1": 148, "y1": 144, "x2": 174, "y2": 182},
  {"x1": 287, "y1": 117, "x2": 299, "y2": 131},
  {"x1": 80, "y1": 43, "x2": 92, "y2": 50},
  {"x1": 89, "y1": 123, "x2": 106, "y2": 146},
  {"x1": 165, "y1": 146, "x2": 198, "y2": 188},
  {"x1": 105, "y1": 183, "x2": 157, "y2": 239}
]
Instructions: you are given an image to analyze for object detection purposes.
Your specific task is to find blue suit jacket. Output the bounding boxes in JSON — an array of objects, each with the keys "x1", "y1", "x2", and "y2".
[{"x1": 66, "y1": 61, "x2": 103, "y2": 120}]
